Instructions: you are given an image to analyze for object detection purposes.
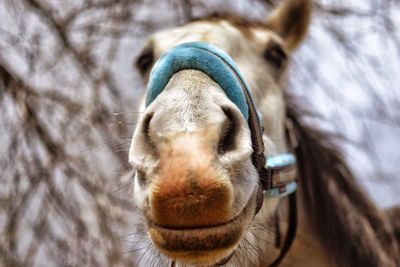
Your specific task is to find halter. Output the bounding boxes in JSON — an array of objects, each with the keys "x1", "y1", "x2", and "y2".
[{"x1": 145, "y1": 42, "x2": 297, "y2": 267}]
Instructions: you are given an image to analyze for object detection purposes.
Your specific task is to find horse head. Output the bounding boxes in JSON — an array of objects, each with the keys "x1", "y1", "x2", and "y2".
[{"x1": 130, "y1": 1, "x2": 312, "y2": 266}]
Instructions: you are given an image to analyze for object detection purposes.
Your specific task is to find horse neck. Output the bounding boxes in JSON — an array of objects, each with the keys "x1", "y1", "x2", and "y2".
[
  {"x1": 246, "y1": 101, "x2": 399, "y2": 267},
  {"x1": 241, "y1": 189, "x2": 333, "y2": 267},
  {"x1": 280, "y1": 189, "x2": 335, "y2": 267},
  {"x1": 283, "y1": 106, "x2": 400, "y2": 267}
]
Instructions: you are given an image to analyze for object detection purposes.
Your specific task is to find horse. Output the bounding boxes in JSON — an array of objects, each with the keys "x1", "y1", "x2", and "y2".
[{"x1": 129, "y1": 0, "x2": 400, "y2": 266}]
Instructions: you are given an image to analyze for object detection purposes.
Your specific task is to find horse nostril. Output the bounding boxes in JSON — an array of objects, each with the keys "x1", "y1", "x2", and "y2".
[
  {"x1": 136, "y1": 169, "x2": 147, "y2": 186},
  {"x1": 218, "y1": 108, "x2": 238, "y2": 154},
  {"x1": 141, "y1": 112, "x2": 154, "y2": 140},
  {"x1": 139, "y1": 112, "x2": 158, "y2": 153}
]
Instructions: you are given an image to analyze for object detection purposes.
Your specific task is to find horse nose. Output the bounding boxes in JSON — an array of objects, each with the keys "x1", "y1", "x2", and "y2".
[
  {"x1": 138, "y1": 106, "x2": 242, "y2": 157},
  {"x1": 149, "y1": 131, "x2": 234, "y2": 228}
]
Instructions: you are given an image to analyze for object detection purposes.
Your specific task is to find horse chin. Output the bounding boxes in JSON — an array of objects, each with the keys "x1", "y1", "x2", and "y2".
[{"x1": 147, "y1": 190, "x2": 258, "y2": 267}]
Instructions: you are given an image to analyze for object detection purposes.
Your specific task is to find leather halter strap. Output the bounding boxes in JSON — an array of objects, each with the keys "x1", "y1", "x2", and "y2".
[{"x1": 269, "y1": 192, "x2": 298, "y2": 267}]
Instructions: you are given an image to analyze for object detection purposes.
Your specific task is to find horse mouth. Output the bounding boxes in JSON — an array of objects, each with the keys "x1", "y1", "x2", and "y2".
[{"x1": 147, "y1": 197, "x2": 253, "y2": 266}]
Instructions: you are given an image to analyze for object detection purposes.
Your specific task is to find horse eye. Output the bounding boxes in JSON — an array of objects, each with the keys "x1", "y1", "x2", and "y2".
[
  {"x1": 264, "y1": 45, "x2": 287, "y2": 68},
  {"x1": 136, "y1": 46, "x2": 154, "y2": 75}
]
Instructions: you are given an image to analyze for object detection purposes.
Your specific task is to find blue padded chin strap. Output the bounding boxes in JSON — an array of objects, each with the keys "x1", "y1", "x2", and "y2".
[{"x1": 145, "y1": 42, "x2": 297, "y2": 198}]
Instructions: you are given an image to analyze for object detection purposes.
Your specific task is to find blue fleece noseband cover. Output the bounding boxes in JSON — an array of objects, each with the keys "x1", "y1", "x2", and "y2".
[{"x1": 145, "y1": 42, "x2": 250, "y2": 120}]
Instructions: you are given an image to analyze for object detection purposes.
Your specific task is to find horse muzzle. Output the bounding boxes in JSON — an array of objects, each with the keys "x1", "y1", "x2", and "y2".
[{"x1": 147, "y1": 190, "x2": 256, "y2": 266}]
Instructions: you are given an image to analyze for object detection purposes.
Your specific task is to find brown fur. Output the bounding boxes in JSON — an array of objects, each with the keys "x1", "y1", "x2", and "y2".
[{"x1": 286, "y1": 101, "x2": 400, "y2": 267}]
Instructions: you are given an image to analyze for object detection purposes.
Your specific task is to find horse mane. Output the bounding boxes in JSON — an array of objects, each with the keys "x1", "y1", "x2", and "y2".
[{"x1": 286, "y1": 101, "x2": 400, "y2": 267}]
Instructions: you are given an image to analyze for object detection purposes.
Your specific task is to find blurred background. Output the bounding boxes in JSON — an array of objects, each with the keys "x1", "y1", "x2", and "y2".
[{"x1": 0, "y1": 0, "x2": 399, "y2": 266}]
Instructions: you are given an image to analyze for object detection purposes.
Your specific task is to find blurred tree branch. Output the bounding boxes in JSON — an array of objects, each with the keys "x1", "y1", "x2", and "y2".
[{"x1": 0, "y1": 0, "x2": 399, "y2": 266}]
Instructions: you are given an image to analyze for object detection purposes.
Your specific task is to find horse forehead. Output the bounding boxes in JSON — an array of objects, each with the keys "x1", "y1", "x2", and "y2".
[
  {"x1": 151, "y1": 20, "x2": 267, "y2": 56},
  {"x1": 149, "y1": 20, "x2": 283, "y2": 90}
]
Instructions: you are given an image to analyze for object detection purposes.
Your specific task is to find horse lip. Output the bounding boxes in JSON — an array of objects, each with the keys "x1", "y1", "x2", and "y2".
[
  {"x1": 149, "y1": 208, "x2": 244, "y2": 231},
  {"x1": 146, "y1": 196, "x2": 253, "y2": 265},
  {"x1": 148, "y1": 209, "x2": 247, "y2": 251}
]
